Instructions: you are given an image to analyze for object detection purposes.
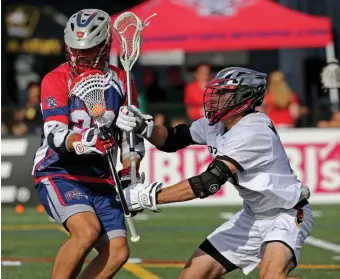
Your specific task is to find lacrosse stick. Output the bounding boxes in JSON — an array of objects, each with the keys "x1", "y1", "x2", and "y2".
[
  {"x1": 69, "y1": 69, "x2": 140, "y2": 242},
  {"x1": 113, "y1": 12, "x2": 156, "y2": 185},
  {"x1": 321, "y1": 60, "x2": 340, "y2": 89}
]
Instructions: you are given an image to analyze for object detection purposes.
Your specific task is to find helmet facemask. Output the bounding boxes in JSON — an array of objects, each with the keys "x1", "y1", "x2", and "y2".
[
  {"x1": 66, "y1": 37, "x2": 111, "y2": 77},
  {"x1": 204, "y1": 77, "x2": 265, "y2": 126}
]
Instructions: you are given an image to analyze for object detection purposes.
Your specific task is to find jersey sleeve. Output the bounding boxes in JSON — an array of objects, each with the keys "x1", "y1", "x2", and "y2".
[
  {"x1": 41, "y1": 73, "x2": 69, "y2": 124},
  {"x1": 216, "y1": 130, "x2": 272, "y2": 172},
  {"x1": 189, "y1": 117, "x2": 208, "y2": 144}
]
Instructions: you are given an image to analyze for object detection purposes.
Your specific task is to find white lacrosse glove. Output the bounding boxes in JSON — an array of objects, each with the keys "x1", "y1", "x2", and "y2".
[
  {"x1": 72, "y1": 128, "x2": 115, "y2": 155},
  {"x1": 122, "y1": 182, "x2": 163, "y2": 212},
  {"x1": 116, "y1": 105, "x2": 153, "y2": 138}
]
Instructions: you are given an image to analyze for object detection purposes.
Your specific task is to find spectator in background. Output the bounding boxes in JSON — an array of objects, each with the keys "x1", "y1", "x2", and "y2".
[
  {"x1": 144, "y1": 68, "x2": 167, "y2": 124},
  {"x1": 1, "y1": 122, "x2": 9, "y2": 136},
  {"x1": 10, "y1": 107, "x2": 28, "y2": 136},
  {"x1": 25, "y1": 82, "x2": 40, "y2": 107},
  {"x1": 1, "y1": 106, "x2": 12, "y2": 136},
  {"x1": 7, "y1": 82, "x2": 43, "y2": 136},
  {"x1": 261, "y1": 71, "x2": 308, "y2": 128},
  {"x1": 24, "y1": 81, "x2": 43, "y2": 133},
  {"x1": 166, "y1": 66, "x2": 187, "y2": 124},
  {"x1": 184, "y1": 63, "x2": 211, "y2": 121}
]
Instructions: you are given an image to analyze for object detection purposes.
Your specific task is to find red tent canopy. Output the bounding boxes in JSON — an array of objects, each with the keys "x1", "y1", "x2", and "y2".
[{"x1": 111, "y1": 0, "x2": 332, "y2": 53}]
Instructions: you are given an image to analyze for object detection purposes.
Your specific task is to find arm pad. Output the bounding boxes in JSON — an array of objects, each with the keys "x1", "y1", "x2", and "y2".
[
  {"x1": 45, "y1": 122, "x2": 74, "y2": 155},
  {"x1": 188, "y1": 159, "x2": 232, "y2": 199},
  {"x1": 157, "y1": 124, "x2": 195, "y2": 153}
]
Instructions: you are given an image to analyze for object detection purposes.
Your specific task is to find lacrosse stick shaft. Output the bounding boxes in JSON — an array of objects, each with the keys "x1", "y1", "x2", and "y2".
[
  {"x1": 105, "y1": 150, "x2": 140, "y2": 242},
  {"x1": 68, "y1": 70, "x2": 139, "y2": 242},
  {"x1": 126, "y1": 70, "x2": 137, "y2": 185}
]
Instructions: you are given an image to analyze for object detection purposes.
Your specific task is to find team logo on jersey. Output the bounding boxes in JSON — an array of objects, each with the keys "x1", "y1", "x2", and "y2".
[
  {"x1": 172, "y1": 0, "x2": 257, "y2": 16},
  {"x1": 65, "y1": 188, "x2": 88, "y2": 201},
  {"x1": 45, "y1": 96, "x2": 57, "y2": 108}
]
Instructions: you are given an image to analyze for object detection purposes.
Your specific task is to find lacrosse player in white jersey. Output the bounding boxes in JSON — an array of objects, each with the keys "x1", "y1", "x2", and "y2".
[{"x1": 116, "y1": 67, "x2": 313, "y2": 279}]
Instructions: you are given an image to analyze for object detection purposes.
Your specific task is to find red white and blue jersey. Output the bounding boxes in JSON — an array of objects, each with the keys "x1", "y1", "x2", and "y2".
[{"x1": 32, "y1": 63, "x2": 139, "y2": 186}]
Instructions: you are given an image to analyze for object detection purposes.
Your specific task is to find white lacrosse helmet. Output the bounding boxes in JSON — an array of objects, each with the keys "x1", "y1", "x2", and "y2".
[{"x1": 64, "y1": 9, "x2": 112, "y2": 77}]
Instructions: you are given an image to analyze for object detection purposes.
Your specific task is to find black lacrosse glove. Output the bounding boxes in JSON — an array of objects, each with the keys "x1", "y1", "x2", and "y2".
[
  {"x1": 118, "y1": 167, "x2": 145, "y2": 189},
  {"x1": 98, "y1": 127, "x2": 115, "y2": 153}
]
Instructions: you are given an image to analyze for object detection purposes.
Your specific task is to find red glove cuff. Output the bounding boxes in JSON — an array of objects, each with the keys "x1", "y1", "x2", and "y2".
[{"x1": 118, "y1": 168, "x2": 140, "y2": 178}]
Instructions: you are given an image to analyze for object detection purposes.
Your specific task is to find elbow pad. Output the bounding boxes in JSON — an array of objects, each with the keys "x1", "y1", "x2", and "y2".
[
  {"x1": 157, "y1": 124, "x2": 194, "y2": 153},
  {"x1": 46, "y1": 123, "x2": 74, "y2": 154},
  {"x1": 188, "y1": 160, "x2": 232, "y2": 199}
]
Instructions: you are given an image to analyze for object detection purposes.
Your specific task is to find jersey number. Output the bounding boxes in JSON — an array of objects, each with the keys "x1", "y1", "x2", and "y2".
[
  {"x1": 208, "y1": 146, "x2": 217, "y2": 155},
  {"x1": 70, "y1": 110, "x2": 94, "y2": 133}
]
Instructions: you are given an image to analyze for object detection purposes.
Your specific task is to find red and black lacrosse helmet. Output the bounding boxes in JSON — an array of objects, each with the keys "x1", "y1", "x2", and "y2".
[{"x1": 204, "y1": 67, "x2": 267, "y2": 126}]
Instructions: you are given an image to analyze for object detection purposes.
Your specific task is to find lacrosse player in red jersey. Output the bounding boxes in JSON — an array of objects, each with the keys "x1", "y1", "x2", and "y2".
[
  {"x1": 116, "y1": 67, "x2": 313, "y2": 279},
  {"x1": 32, "y1": 9, "x2": 145, "y2": 279}
]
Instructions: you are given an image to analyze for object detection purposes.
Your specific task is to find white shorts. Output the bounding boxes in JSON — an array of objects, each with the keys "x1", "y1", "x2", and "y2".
[{"x1": 206, "y1": 204, "x2": 313, "y2": 275}]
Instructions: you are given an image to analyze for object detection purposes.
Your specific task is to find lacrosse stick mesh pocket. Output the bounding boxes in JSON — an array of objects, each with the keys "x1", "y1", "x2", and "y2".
[
  {"x1": 114, "y1": 12, "x2": 143, "y2": 70},
  {"x1": 69, "y1": 71, "x2": 110, "y2": 118}
]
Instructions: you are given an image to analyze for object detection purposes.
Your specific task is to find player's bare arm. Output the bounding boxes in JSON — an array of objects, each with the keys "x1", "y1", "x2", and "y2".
[
  {"x1": 65, "y1": 132, "x2": 81, "y2": 151},
  {"x1": 157, "y1": 160, "x2": 237, "y2": 204},
  {"x1": 148, "y1": 124, "x2": 168, "y2": 147},
  {"x1": 122, "y1": 158, "x2": 237, "y2": 212}
]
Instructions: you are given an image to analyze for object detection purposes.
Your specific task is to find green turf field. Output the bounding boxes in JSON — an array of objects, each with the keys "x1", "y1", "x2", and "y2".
[{"x1": 2, "y1": 205, "x2": 340, "y2": 279}]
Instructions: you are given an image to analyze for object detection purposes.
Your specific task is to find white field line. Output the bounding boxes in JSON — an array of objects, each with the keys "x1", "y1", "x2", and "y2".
[
  {"x1": 133, "y1": 213, "x2": 150, "y2": 221},
  {"x1": 1, "y1": 261, "x2": 22, "y2": 266},
  {"x1": 219, "y1": 212, "x2": 235, "y2": 220},
  {"x1": 311, "y1": 210, "x2": 323, "y2": 217},
  {"x1": 306, "y1": 236, "x2": 340, "y2": 253}
]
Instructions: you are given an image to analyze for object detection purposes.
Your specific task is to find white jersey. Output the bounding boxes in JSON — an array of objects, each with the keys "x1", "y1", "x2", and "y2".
[{"x1": 189, "y1": 112, "x2": 302, "y2": 214}]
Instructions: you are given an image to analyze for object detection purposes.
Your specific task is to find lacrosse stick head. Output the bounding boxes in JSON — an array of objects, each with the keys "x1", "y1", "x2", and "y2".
[
  {"x1": 69, "y1": 70, "x2": 111, "y2": 119},
  {"x1": 113, "y1": 12, "x2": 155, "y2": 71},
  {"x1": 321, "y1": 60, "x2": 340, "y2": 89}
]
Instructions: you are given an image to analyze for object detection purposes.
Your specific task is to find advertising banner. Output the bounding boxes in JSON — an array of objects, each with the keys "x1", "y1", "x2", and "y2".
[
  {"x1": 1, "y1": 129, "x2": 339, "y2": 206},
  {"x1": 1, "y1": 136, "x2": 41, "y2": 206}
]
